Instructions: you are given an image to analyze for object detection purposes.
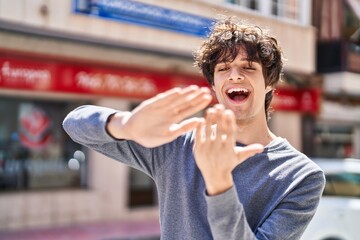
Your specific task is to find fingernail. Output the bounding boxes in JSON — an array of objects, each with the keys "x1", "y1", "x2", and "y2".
[{"x1": 200, "y1": 87, "x2": 211, "y2": 93}]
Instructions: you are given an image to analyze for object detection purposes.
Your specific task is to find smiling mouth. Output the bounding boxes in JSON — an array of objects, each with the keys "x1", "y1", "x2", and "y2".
[{"x1": 226, "y1": 88, "x2": 250, "y2": 102}]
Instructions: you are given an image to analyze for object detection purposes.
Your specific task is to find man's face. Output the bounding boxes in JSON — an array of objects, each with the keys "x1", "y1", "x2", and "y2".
[{"x1": 213, "y1": 48, "x2": 270, "y2": 121}]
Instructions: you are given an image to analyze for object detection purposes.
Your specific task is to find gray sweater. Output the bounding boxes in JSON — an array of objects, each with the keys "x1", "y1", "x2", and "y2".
[{"x1": 63, "y1": 105, "x2": 325, "y2": 240}]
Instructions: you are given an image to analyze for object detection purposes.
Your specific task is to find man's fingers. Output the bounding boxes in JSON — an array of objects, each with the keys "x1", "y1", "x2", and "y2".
[
  {"x1": 193, "y1": 120, "x2": 205, "y2": 148},
  {"x1": 214, "y1": 105, "x2": 225, "y2": 138},
  {"x1": 148, "y1": 85, "x2": 197, "y2": 107},
  {"x1": 209, "y1": 105, "x2": 236, "y2": 145},
  {"x1": 205, "y1": 108, "x2": 215, "y2": 141},
  {"x1": 235, "y1": 144, "x2": 264, "y2": 163},
  {"x1": 146, "y1": 87, "x2": 182, "y2": 106},
  {"x1": 156, "y1": 85, "x2": 209, "y2": 108},
  {"x1": 168, "y1": 117, "x2": 204, "y2": 137},
  {"x1": 224, "y1": 109, "x2": 236, "y2": 143},
  {"x1": 173, "y1": 93, "x2": 212, "y2": 122},
  {"x1": 145, "y1": 86, "x2": 212, "y2": 122},
  {"x1": 168, "y1": 87, "x2": 212, "y2": 112}
]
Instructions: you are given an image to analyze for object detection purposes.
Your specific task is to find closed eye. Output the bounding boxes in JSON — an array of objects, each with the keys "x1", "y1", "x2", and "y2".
[
  {"x1": 218, "y1": 67, "x2": 229, "y2": 71},
  {"x1": 216, "y1": 65, "x2": 230, "y2": 72},
  {"x1": 244, "y1": 66, "x2": 256, "y2": 70}
]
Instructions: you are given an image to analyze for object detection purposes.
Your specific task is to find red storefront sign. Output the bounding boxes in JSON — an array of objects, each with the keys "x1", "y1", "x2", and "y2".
[
  {"x1": 272, "y1": 88, "x2": 320, "y2": 114},
  {"x1": 0, "y1": 53, "x2": 209, "y2": 99},
  {"x1": 0, "y1": 51, "x2": 320, "y2": 114}
]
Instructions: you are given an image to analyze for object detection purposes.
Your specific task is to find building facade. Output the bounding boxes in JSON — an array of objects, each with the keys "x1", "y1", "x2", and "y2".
[
  {"x1": 0, "y1": 0, "x2": 317, "y2": 232},
  {"x1": 312, "y1": 0, "x2": 360, "y2": 159}
]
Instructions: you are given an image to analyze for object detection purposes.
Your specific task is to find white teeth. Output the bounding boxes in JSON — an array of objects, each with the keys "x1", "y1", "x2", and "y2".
[{"x1": 226, "y1": 88, "x2": 249, "y2": 94}]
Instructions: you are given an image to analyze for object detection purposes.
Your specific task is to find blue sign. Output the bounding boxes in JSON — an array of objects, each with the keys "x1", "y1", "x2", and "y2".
[{"x1": 73, "y1": 0, "x2": 214, "y2": 37}]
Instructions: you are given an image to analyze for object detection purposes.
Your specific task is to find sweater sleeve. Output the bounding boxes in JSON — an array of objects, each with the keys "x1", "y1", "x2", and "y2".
[
  {"x1": 206, "y1": 186, "x2": 256, "y2": 240},
  {"x1": 206, "y1": 171, "x2": 325, "y2": 240},
  {"x1": 62, "y1": 105, "x2": 117, "y2": 146},
  {"x1": 62, "y1": 105, "x2": 162, "y2": 177},
  {"x1": 255, "y1": 171, "x2": 325, "y2": 240}
]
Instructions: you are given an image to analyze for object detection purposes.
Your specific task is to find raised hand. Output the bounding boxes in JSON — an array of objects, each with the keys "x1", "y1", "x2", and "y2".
[
  {"x1": 107, "y1": 85, "x2": 212, "y2": 148},
  {"x1": 193, "y1": 104, "x2": 264, "y2": 196}
]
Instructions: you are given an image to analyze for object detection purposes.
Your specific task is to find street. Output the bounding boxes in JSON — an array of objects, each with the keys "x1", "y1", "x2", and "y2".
[{"x1": 0, "y1": 219, "x2": 160, "y2": 240}]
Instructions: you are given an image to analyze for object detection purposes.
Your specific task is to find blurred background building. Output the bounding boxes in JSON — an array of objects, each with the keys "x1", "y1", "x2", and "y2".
[
  {"x1": 312, "y1": 0, "x2": 360, "y2": 159},
  {"x1": 0, "y1": 0, "x2": 358, "y2": 236}
]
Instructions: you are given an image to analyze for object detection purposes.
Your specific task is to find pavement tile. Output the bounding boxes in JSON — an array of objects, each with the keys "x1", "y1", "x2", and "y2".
[{"x1": 0, "y1": 219, "x2": 160, "y2": 240}]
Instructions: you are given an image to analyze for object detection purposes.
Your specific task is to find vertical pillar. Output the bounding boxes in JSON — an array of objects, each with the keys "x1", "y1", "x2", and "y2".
[
  {"x1": 354, "y1": 127, "x2": 360, "y2": 158},
  {"x1": 299, "y1": 0, "x2": 312, "y2": 25},
  {"x1": 259, "y1": 0, "x2": 272, "y2": 16}
]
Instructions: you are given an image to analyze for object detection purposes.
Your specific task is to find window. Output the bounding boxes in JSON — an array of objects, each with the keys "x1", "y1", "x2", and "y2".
[
  {"x1": 128, "y1": 168, "x2": 157, "y2": 207},
  {"x1": 226, "y1": 0, "x2": 301, "y2": 22},
  {"x1": 0, "y1": 97, "x2": 87, "y2": 191},
  {"x1": 324, "y1": 172, "x2": 360, "y2": 197},
  {"x1": 272, "y1": 0, "x2": 299, "y2": 21},
  {"x1": 226, "y1": 0, "x2": 260, "y2": 10},
  {"x1": 314, "y1": 124, "x2": 354, "y2": 158}
]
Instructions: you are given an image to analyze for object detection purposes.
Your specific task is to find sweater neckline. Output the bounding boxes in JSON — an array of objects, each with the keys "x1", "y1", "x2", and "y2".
[{"x1": 236, "y1": 137, "x2": 287, "y2": 152}]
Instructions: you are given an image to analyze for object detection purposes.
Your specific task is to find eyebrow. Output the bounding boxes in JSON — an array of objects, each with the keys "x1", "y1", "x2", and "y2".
[
  {"x1": 241, "y1": 58, "x2": 261, "y2": 63},
  {"x1": 215, "y1": 59, "x2": 260, "y2": 66},
  {"x1": 215, "y1": 57, "x2": 261, "y2": 67}
]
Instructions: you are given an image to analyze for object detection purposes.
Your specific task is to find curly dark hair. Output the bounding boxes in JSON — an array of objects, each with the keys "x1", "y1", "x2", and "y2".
[{"x1": 194, "y1": 17, "x2": 284, "y2": 120}]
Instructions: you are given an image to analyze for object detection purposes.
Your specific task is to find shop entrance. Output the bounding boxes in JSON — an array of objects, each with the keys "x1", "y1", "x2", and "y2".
[
  {"x1": 128, "y1": 168, "x2": 157, "y2": 207},
  {"x1": 0, "y1": 97, "x2": 88, "y2": 191}
]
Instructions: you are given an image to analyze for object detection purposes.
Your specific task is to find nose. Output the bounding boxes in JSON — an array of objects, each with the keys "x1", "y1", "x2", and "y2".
[
  {"x1": 228, "y1": 69, "x2": 244, "y2": 81},
  {"x1": 229, "y1": 76, "x2": 244, "y2": 81}
]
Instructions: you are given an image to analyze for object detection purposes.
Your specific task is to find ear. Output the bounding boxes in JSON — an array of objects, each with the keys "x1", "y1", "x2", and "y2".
[{"x1": 265, "y1": 86, "x2": 273, "y2": 93}]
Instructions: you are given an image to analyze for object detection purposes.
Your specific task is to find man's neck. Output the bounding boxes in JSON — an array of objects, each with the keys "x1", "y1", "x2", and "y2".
[{"x1": 235, "y1": 117, "x2": 276, "y2": 146}]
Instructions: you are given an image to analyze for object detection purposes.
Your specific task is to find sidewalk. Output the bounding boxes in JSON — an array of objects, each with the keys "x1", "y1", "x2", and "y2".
[{"x1": 0, "y1": 219, "x2": 160, "y2": 240}]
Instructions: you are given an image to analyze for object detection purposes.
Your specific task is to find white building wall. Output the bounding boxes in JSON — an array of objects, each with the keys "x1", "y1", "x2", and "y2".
[
  {"x1": 0, "y1": 0, "x2": 315, "y2": 231},
  {"x1": 271, "y1": 111, "x2": 303, "y2": 151},
  {"x1": 0, "y1": 0, "x2": 316, "y2": 73}
]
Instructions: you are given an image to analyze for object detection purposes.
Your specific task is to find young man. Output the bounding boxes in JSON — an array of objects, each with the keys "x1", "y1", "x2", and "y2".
[{"x1": 63, "y1": 18, "x2": 325, "y2": 239}]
